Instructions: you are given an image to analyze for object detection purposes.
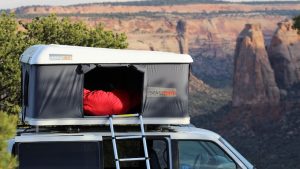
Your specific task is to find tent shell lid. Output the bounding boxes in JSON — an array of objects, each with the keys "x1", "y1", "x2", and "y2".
[{"x1": 20, "y1": 45, "x2": 193, "y2": 65}]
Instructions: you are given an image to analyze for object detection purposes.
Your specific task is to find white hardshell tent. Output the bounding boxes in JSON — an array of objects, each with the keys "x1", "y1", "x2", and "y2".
[{"x1": 20, "y1": 45, "x2": 193, "y2": 126}]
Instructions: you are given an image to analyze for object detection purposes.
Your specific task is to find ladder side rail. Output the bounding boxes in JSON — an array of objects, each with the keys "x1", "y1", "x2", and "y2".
[
  {"x1": 139, "y1": 115, "x2": 151, "y2": 169},
  {"x1": 109, "y1": 116, "x2": 121, "y2": 169}
]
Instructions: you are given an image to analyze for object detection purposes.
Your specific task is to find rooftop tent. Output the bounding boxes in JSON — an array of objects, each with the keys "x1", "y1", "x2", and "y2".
[{"x1": 20, "y1": 45, "x2": 193, "y2": 126}]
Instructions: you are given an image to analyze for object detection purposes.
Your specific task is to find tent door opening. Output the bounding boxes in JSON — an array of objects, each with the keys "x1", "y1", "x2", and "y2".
[{"x1": 83, "y1": 65, "x2": 144, "y2": 116}]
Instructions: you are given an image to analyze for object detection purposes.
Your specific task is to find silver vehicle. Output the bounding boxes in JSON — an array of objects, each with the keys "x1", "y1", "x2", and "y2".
[
  {"x1": 9, "y1": 45, "x2": 254, "y2": 169},
  {"x1": 9, "y1": 125, "x2": 253, "y2": 169}
]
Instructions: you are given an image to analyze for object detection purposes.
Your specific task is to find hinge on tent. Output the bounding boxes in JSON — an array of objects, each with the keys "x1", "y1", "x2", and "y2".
[{"x1": 27, "y1": 56, "x2": 32, "y2": 63}]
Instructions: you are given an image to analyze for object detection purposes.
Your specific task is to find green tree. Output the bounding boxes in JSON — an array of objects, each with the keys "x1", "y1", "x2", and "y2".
[
  {"x1": 0, "y1": 111, "x2": 18, "y2": 169},
  {"x1": 0, "y1": 13, "x2": 25, "y2": 114},
  {"x1": 23, "y1": 14, "x2": 128, "y2": 48},
  {"x1": 293, "y1": 15, "x2": 300, "y2": 33},
  {"x1": 0, "y1": 13, "x2": 128, "y2": 115}
]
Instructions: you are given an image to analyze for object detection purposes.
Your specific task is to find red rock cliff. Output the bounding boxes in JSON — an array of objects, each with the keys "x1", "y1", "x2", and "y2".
[
  {"x1": 232, "y1": 23, "x2": 280, "y2": 107},
  {"x1": 268, "y1": 20, "x2": 300, "y2": 101}
]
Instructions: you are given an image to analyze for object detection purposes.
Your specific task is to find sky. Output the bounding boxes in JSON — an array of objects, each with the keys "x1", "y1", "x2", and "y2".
[{"x1": 0, "y1": 0, "x2": 299, "y2": 9}]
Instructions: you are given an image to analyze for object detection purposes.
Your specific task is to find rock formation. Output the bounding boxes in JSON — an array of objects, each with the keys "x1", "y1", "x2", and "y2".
[
  {"x1": 232, "y1": 23, "x2": 280, "y2": 107},
  {"x1": 176, "y1": 19, "x2": 189, "y2": 54},
  {"x1": 268, "y1": 20, "x2": 300, "y2": 100}
]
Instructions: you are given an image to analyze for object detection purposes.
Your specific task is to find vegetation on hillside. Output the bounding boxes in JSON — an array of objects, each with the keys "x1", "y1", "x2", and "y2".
[
  {"x1": 192, "y1": 105, "x2": 300, "y2": 169},
  {"x1": 189, "y1": 74, "x2": 231, "y2": 116},
  {"x1": 293, "y1": 14, "x2": 300, "y2": 33},
  {"x1": 189, "y1": 89, "x2": 230, "y2": 116},
  {"x1": 22, "y1": 0, "x2": 300, "y2": 7}
]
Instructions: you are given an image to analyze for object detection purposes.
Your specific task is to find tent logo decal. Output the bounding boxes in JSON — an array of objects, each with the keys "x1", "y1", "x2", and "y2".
[
  {"x1": 49, "y1": 54, "x2": 73, "y2": 61},
  {"x1": 147, "y1": 87, "x2": 177, "y2": 97}
]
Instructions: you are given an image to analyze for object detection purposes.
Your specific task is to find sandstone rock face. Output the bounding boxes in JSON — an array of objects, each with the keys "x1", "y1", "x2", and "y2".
[
  {"x1": 232, "y1": 24, "x2": 280, "y2": 107},
  {"x1": 268, "y1": 20, "x2": 300, "y2": 100}
]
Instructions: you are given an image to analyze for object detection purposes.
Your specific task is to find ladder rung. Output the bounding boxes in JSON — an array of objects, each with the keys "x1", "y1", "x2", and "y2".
[
  {"x1": 119, "y1": 157, "x2": 147, "y2": 162},
  {"x1": 115, "y1": 135, "x2": 143, "y2": 140},
  {"x1": 112, "y1": 114, "x2": 140, "y2": 118}
]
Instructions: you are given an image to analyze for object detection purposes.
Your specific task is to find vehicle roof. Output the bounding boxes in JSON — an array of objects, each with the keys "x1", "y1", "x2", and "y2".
[
  {"x1": 20, "y1": 45, "x2": 193, "y2": 65},
  {"x1": 16, "y1": 125, "x2": 221, "y2": 142},
  {"x1": 168, "y1": 125, "x2": 221, "y2": 140}
]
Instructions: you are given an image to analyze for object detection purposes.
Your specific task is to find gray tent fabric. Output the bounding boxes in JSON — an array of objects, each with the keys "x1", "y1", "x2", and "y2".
[
  {"x1": 21, "y1": 63, "x2": 189, "y2": 119},
  {"x1": 24, "y1": 65, "x2": 83, "y2": 118},
  {"x1": 21, "y1": 64, "x2": 30, "y2": 122},
  {"x1": 143, "y1": 64, "x2": 189, "y2": 117}
]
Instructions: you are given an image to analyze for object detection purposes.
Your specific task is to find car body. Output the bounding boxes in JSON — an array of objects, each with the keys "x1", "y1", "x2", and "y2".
[{"x1": 9, "y1": 125, "x2": 254, "y2": 169}]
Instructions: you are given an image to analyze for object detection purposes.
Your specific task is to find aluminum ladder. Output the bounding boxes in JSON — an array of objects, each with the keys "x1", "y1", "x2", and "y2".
[{"x1": 109, "y1": 113, "x2": 151, "y2": 169}]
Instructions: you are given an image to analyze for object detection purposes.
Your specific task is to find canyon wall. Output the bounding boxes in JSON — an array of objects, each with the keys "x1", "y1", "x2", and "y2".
[
  {"x1": 12, "y1": 3, "x2": 300, "y2": 15},
  {"x1": 14, "y1": 2, "x2": 297, "y2": 87}
]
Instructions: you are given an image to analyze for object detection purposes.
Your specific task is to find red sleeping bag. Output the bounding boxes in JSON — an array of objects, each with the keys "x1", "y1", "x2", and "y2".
[{"x1": 83, "y1": 89, "x2": 140, "y2": 116}]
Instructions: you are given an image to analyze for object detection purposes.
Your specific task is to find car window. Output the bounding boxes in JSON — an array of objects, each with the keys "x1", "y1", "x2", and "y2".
[
  {"x1": 178, "y1": 140, "x2": 237, "y2": 169},
  {"x1": 18, "y1": 142, "x2": 101, "y2": 169},
  {"x1": 152, "y1": 140, "x2": 168, "y2": 169},
  {"x1": 103, "y1": 138, "x2": 168, "y2": 169}
]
